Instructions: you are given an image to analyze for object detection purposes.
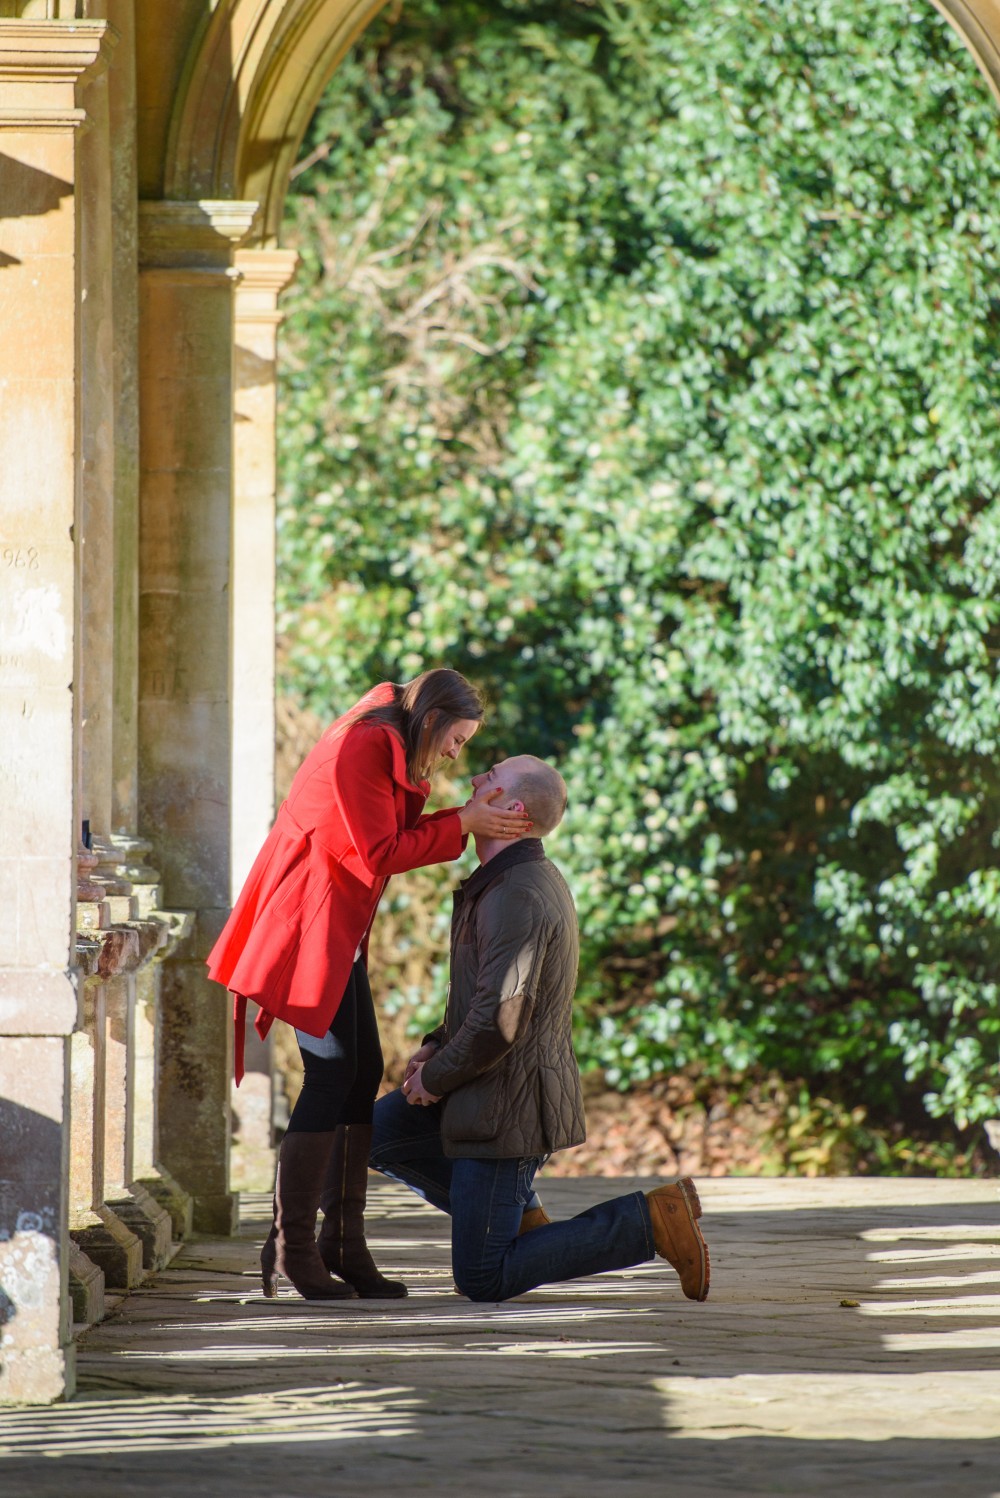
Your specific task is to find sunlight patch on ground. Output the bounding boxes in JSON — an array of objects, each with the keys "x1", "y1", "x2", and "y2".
[
  {"x1": 112, "y1": 1337, "x2": 663, "y2": 1363},
  {"x1": 858, "y1": 1296, "x2": 1000, "y2": 1319},
  {"x1": 653, "y1": 1371, "x2": 1000, "y2": 1441},
  {"x1": 0, "y1": 1384, "x2": 419, "y2": 1458},
  {"x1": 135, "y1": 1302, "x2": 658, "y2": 1335}
]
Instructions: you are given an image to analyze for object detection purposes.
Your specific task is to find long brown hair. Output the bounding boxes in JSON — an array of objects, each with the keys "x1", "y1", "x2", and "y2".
[{"x1": 359, "y1": 668, "x2": 486, "y2": 784}]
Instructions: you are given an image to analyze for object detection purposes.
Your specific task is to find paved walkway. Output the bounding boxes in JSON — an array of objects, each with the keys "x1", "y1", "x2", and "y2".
[{"x1": 0, "y1": 1176, "x2": 998, "y2": 1497}]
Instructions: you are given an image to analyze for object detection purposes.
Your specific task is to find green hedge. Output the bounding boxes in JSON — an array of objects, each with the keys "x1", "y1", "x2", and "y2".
[{"x1": 277, "y1": 0, "x2": 1000, "y2": 1148}]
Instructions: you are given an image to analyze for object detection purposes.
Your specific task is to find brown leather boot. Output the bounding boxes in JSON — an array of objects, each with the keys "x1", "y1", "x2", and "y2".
[
  {"x1": 316, "y1": 1124, "x2": 408, "y2": 1298},
  {"x1": 518, "y1": 1205, "x2": 551, "y2": 1235},
  {"x1": 261, "y1": 1131, "x2": 355, "y2": 1301},
  {"x1": 645, "y1": 1177, "x2": 710, "y2": 1302}
]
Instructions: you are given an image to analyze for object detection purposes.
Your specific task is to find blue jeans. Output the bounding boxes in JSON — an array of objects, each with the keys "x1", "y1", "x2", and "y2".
[{"x1": 370, "y1": 1088, "x2": 656, "y2": 1302}]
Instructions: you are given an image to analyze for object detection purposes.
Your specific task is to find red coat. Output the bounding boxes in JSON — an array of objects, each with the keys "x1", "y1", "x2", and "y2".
[{"x1": 207, "y1": 685, "x2": 466, "y2": 1081}]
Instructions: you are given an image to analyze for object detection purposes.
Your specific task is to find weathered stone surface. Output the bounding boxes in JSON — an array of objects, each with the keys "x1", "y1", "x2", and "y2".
[
  {"x1": 66, "y1": 1242, "x2": 104, "y2": 1329},
  {"x1": 68, "y1": 1207, "x2": 143, "y2": 1293},
  {"x1": 106, "y1": 1188, "x2": 172, "y2": 1272},
  {"x1": 229, "y1": 1070, "x2": 276, "y2": 1194},
  {"x1": 135, "y1": 1168, "x2": 192, "y2": 1242},
  {"x1": 0, "y1": 1036, "x2": 74, "y2": 1406},
  {"x1": 3, "y1": 1176, "x2": 999, "y2": 1491}
]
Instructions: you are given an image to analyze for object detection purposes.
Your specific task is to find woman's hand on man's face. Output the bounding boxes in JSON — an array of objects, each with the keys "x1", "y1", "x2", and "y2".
[{"x1": 458, "y1": 787, "x2": 533, "y2": 840}]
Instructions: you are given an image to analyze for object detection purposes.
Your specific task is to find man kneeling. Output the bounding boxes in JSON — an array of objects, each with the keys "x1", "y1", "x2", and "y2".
[{"x1": 370, "y1": 754, "x2": 710, "y2": 1304}]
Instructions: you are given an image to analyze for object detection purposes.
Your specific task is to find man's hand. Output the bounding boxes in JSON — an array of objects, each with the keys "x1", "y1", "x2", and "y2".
[
  {"x1": 402, "y1": 1061, "x2": 441, "y2": 1107},
  {"x1": 403, "y1": 1041, "x2": 439, "y2": 1084}
]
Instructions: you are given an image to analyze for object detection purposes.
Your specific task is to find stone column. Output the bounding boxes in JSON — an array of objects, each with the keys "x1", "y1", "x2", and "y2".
[
  {"x1": 137, "y1": 199, "x2": 256, "y2": 1234},
  {"x1": 231, "y1": 247, "x2": 298, "y2": 892},
  {"x1": 106, "y1": 0, "x2": 141, "y2": 835},
  {"x1": 0, "y1": 17, "x2": 116, "y2": 1407},
  {"x1": 229, "y1": 247, "x2": 298, "y2": 1193},
  {"x1": 77, "y1": 12, "x2": 115, "y2": 842}
]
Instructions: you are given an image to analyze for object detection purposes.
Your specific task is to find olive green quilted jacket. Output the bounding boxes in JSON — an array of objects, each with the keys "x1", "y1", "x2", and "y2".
[{"x1": 420, "y1": 839, "x2": 586, "y2": 1159}]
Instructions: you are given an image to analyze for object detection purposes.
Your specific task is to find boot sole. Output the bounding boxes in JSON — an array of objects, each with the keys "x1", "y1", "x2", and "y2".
[{"x1": 675, "y1": 1177, "x2": 710, "y2": 1302}]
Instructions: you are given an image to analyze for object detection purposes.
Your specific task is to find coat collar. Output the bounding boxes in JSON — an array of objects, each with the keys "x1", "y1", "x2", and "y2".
[
  {"x1": 381, "y1": 723, "x2": 429, "y2": 795},
  {"x1": 344, "y1": 683, "x2": 429, "y2": 795},
  {"x1": 460, "y1": 838, "x2": 546, "y2": 902}
]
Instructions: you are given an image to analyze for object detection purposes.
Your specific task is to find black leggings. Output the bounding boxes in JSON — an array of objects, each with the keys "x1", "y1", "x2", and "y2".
[{"x1": 285, "y1": 960, "x2": 384, "y2": 1133}]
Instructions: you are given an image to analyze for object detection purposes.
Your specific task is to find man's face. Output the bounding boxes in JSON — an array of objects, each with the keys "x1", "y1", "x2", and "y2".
[{"x1": 470, "y1": 755, "x2": 533, "y2": 805}]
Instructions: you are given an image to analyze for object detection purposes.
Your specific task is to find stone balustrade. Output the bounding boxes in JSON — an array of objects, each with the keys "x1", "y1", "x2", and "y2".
[{"x1": 65, "y1": 839, "x2": 193, "y2": 1329}]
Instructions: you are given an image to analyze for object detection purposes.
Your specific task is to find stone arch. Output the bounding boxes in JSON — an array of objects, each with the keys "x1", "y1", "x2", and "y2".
[
  {"x1": 159, "y1": 1, "x2": 1000, "y2": 250},
  {"x1": 164, "y1": 0, "x2": 389, "y2": 246},
  {"x1": 931, "y1": 1, "x2": 1000, "y2": 106}
]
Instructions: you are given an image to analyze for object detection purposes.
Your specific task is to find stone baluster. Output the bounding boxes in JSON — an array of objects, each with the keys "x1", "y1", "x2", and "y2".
[
  {"x1": 68, "y1": 981, "x2": 144, "y2": 1300},
  {"x1": 76, "y1": 839, "x2": 111, "y2": 934},
  {"x1": 88, "y1": 831, "x2": 139, "y2": 924},
  {"x1": 110, "y1": 832, "x2": 193, "y2": 1239}
]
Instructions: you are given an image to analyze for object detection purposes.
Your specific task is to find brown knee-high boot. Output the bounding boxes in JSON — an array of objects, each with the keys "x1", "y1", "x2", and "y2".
[
  {"x1": 260, "y1": 1131, "x2": 355, "y2": 1301},
  {"x1": 316, "y1": 1123, "x2": 408, "y2": 1298}
]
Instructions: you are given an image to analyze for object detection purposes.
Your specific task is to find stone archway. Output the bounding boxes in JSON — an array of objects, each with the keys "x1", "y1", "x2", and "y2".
[{"x1": 163, "y1": 0, "x2": 389, "y2": 246}]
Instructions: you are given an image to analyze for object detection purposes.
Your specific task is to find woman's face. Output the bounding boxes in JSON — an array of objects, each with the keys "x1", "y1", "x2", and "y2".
[{"x1": 433, "y1": 717, "x2": 481, "y2": 763}]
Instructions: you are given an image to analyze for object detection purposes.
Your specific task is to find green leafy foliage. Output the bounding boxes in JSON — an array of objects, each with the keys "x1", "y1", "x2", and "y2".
[{"x1": 277, "y1": 0, "x2": 1000, "y2": 1148}]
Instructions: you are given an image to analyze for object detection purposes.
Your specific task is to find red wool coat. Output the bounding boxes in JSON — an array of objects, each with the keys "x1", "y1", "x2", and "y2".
[{"x1": 207, "y1": 685, "x2": 466, "y2": 1082}]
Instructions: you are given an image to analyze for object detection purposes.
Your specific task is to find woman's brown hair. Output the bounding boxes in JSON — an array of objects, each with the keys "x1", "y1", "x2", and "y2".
[{"x1": 359, "y1": 668, "x2": 486, "y2": 784}]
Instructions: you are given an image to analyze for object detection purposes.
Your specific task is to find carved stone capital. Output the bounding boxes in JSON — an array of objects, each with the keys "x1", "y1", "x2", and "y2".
[
  {"x1": 138, "y1": 198, "x2": 260, "y2": 270},
  {"x1": 0, "y1": 19, "x2": 117, "y2": 128},
  {"x1": 234, "y1": 247, "x2": 300, "y2": 324}
]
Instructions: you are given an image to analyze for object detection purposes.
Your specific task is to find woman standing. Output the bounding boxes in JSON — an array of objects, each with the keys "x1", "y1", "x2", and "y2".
[{"x1": 207, "y1": 669, "x2": 531, "y2": 1301}]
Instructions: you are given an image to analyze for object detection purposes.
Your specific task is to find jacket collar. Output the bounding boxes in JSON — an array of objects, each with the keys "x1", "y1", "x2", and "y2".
[{"x1": 460, "y1": 838, "x2": 546, "y2": 902}]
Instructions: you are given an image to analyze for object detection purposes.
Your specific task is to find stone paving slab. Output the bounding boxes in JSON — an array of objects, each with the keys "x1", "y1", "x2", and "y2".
[{"x1": 0, "y1": 1176, "x2": 998, "y2": 1497}]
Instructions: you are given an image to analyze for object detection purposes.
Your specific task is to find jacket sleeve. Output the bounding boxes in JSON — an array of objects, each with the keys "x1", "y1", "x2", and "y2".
[
  {"x1": 330, "y1": 725, "x2": 466, "y2": 876},
  {"x1": 421, "y1": 883, "x2": 543, "y2": 1096}
]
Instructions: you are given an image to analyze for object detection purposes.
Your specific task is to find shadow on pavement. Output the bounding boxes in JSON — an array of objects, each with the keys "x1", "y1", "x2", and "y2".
[{"x1": 0, "y1": 1178, "x2": 996, "y2": 1497}]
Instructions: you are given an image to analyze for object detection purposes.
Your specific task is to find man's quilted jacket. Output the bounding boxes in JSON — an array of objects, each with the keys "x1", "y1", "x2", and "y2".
[{"x1": 420, "y1": 838, "x2": 587, "y2": 1159}]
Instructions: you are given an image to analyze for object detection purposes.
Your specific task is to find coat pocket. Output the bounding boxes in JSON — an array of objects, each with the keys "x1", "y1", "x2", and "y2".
[
  {"x1": 270, "y1": 850, "x2": 331, "y2": 932},
  {"x1": 443, "y1": 1066, "x2": 507, "y2": 1144}
]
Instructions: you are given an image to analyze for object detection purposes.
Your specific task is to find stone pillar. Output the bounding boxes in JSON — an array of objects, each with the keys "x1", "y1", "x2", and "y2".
[
  {"x1": 106, "y1": 0, "x2": 141, "y2": 835},
  {"x1": 77, "y1": 10, "x2": 115, "y2": 842},
  {"x1": 229, "y1": 247, "x2": 297, "y2": 1194},
  {"x1": 137, "y1": 199, "x2": 257, "y2": 1234},
  {"x1": 0, "y1": 17, "x2": 116, "y2": 1407},
  {"x1": 231, "y1": 247, "x2": 298, "y2": 893}
]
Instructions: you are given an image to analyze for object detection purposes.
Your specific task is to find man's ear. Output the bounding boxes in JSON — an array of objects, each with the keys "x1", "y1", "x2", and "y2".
[{"x1": 508, "y1": 799, "x2": 526, "y2": 813}]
